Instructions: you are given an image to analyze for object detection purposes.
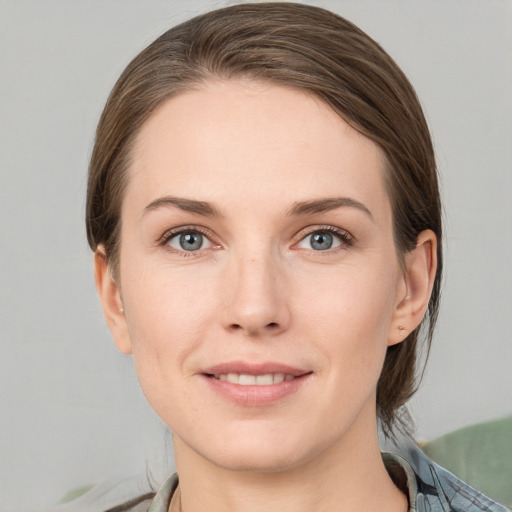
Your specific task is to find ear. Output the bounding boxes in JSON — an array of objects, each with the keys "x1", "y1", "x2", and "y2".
[
  {"x1": 94, "y1": 246, "x2": 133, "y2": 354},
  {"x1": 388, "y1": 230, "x2": 438, "y2": 346}
]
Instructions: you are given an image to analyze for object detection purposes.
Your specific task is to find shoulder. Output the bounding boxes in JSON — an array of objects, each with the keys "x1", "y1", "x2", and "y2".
[
  {"x1": 385, "y1": 442, "x2": 511, "y2": 512},
  {"x1": 50, "y1": 474, "x2": 178, "y2": 512},
  {"x1": 47, "y1": 474, "x2": 158, "y2": 512}
]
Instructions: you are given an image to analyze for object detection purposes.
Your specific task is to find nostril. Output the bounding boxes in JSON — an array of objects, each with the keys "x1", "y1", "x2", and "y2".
[{"x1": 229, "y1": 322, "x2": 280, "y2": 334}]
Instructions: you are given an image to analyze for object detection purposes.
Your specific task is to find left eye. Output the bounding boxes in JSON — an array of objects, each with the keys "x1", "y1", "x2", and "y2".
[
  {"x1": 297, "y1": 230, "x2": 344, "y2": 251},
  {"x1": 167, "y1": 231, "x2": 213, "y2": 252}
]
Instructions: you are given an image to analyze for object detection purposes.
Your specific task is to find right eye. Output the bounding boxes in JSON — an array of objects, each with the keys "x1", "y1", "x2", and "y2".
[{"x1": 166, "y1": 230, "x2": 214, "y2": 252}]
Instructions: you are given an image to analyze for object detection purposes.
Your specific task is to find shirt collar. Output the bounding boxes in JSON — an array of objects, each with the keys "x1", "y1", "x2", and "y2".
[{"x1": 148, "y1": 455, "x2": 417, "y2": 512}]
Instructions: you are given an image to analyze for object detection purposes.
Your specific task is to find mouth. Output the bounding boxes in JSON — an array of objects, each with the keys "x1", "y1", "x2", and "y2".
[
  {"x1": 206, "y1": 373, "x2": 297, "y2": 385},
  {"x1": 200, "y1": 362, "x2": 312, "y2": 406}
]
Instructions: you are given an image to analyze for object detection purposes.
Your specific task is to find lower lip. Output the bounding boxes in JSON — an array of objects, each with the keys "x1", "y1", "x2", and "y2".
[{"x1": 201, "y1": 374, "x2": 311, "y2": 407}]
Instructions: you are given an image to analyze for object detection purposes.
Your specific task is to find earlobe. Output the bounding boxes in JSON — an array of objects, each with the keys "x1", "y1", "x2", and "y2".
[
  {"x1": 388, "y1": 230, "x2": 437, "y2": 346},
  {"x1": 94, "y1": 247, "x2": 133, "y2": 354}
]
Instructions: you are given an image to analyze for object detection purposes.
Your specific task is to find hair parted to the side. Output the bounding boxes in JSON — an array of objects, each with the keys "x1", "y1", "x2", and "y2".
[{"x1": 86, "y1": 2, "x2": 442, "y2": 435}]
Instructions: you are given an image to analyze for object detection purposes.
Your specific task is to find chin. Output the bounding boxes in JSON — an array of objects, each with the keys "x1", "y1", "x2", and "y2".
[
  {"x1": 184, "y1": 425, "x2": 328, "y2": 475},
  {"x1": 206, "y1": 445, "x2": 308, "y2": 474},
  {"x1": 170, "y1": 391, "x2": 378, "y2": 475}
]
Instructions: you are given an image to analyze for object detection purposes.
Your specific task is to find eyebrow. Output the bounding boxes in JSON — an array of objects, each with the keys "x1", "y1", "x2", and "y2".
[
  {"x1": 143, "y1": 195, "x2": 372, "y2": 220},
  {"x1": 143, "y1": 196, "x2": 223, "y2": 218},
  {"x1": 287, "y1": 197, "x2": 373, "y2": 220}
]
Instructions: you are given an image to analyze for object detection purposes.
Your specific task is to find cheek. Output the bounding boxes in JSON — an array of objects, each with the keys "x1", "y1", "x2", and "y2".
[
  {"x1": 299, "y1": 263, "x2": 397, "y2": 331},
  {"x1": 296, "y1": 264, "x2": 398, "y2": 369},
  {"x1": 120, "y1": 256, "x2": 218, "y2": 370},
  {"x1": 119, "y1": 261, "x2": 218, "y2": 423}
]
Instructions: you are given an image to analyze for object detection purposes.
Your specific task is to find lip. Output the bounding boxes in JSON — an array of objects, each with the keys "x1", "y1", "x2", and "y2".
[
  {"x1": 200, "y1": 361, "x2": 312, "y2": 407},
  {"x1": 203, "y1": 361, "x2": 309, "y2": 377}
]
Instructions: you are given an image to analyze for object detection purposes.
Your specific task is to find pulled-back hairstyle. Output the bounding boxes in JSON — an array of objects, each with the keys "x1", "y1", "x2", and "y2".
[{"x1": 86, "y1": 2, "x2": 442, "y2": 435}]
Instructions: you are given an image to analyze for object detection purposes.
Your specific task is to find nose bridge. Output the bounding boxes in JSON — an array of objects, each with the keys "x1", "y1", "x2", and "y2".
[{"x1": 222, "y1": 240, "x2": 289, "y2": 336}]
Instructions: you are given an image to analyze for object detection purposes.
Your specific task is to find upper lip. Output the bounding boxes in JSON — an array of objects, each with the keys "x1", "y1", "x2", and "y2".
[{"x1": 202, "y1": 361, "x2": 310, "y2": 377}]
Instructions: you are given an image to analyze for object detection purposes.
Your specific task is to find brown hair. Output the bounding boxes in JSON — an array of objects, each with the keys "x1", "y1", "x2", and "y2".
[{"x1": 86, "y1": 2, "x2": 442, "y2": 435}]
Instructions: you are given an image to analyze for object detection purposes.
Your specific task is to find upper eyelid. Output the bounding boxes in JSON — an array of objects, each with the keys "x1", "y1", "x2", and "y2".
[
  {"x1": 292, "y1": 226, "x2": 355, "y2": 253},
  {"x1": 157, "y1": 224, "x2": 354, "y2": 248},
  {"x1": 295, "y1": 224, "x2": 354, "y2": 241},
  {"x1": 158, "y1": 225, "x2": 217, "y2": 246}
]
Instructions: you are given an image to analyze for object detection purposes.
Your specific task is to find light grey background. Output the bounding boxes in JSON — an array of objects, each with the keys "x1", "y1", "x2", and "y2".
[{"x1": 1, "y1": 0, "x2": 511, "y2": 509}]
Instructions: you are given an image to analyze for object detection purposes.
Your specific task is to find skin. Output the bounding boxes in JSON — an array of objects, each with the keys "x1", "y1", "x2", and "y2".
[{"x1": 96, "y1": 80, "x2": 436, "y2": 512}]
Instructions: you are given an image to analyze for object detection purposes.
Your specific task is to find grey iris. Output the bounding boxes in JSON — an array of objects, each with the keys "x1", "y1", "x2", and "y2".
[
  {"x1": 179, "y1": 232, "x2": 203, "y2": 251},
  {"x1": 311, "y1": 232, "x2": 333, "y2": 250}
]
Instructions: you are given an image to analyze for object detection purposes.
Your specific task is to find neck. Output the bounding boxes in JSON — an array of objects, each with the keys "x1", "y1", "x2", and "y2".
[{"x1": 172, "y1": 410, "x2": 407, "y2": 512}]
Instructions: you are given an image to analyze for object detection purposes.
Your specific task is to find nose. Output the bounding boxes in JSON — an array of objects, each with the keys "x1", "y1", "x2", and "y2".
[{"x1": 221, "y1": 251, "x2": 291, "y2": 338}]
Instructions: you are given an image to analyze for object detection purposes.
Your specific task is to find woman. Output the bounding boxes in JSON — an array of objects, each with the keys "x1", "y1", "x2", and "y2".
[{"x1": 82, "y1": 3, "x2": 508, "y2": 512}]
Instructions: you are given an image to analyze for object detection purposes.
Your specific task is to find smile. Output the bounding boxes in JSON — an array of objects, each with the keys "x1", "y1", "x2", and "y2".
[
  {"x1": 201, "y1": 363, "x2": 312, "y2": 406},
  {"x1": 211, "y1": 373, "x2": 296, "y2": 385}
]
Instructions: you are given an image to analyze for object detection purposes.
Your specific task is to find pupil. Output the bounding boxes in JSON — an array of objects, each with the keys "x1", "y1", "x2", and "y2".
[
  {"x1": 180, "y1": 233, "x2": 202, "y2": 251},
  {"x1": 311, "y1": 232, "x2": 332, "y2": 250}
]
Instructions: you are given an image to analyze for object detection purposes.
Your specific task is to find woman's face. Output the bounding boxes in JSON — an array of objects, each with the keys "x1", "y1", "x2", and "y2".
[{"x1": 107, "y1": 80, "x2": 411, "y2": 472}]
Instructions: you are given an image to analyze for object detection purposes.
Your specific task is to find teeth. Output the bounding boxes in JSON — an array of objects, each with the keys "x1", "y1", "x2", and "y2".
[
  {"x1": 214, "y1": 373, "x2": 296, "y2": 385},
  {"x1": 227, "y1": 373, "x2": 240, "y2": 384},
  {"x1": 239, "y1": 374, "x2": 256, "y2": 385},
  {"x1": 273, "y1": 373, "x2": 285, "y2": 384},
  {"x1": 256, "y1": 374, "x2": 273, "y2": 385}
]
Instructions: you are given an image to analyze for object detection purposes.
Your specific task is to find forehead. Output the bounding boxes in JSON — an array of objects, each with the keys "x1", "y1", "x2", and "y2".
[{"x1": 125, "y1": 80, "x2": 390, "y2": 218}]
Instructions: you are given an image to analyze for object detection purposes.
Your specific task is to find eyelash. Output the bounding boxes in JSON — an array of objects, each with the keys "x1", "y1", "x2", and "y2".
[
  {"x1": 295, "y1": 225, "x2": 355, "y2": 253},
  {"x1": 158, "y1": 225, "x2": 217, "y2": 258},
  {"x1": 158, "y1": 224, "x2": 355, "y2": 256}
]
